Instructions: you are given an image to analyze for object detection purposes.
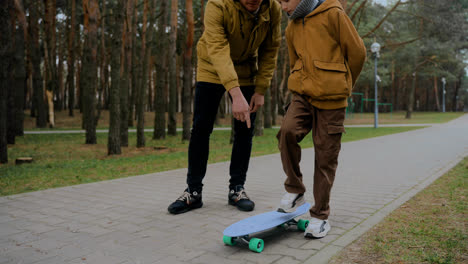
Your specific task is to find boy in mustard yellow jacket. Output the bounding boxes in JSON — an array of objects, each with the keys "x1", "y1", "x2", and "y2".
[{"x1": 276, "y1": 0, "x2": 366, "y2": 238}]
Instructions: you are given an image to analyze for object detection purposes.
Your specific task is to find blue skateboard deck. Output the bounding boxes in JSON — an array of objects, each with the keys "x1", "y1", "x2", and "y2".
[{"x1": 223, "y1": 203, "x2": 311, "y2": 253}]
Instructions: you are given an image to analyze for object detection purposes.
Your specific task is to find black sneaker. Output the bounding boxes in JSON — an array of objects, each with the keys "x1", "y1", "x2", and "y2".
[
  {"x1": 228, "y1": 185, "x2": 255, "y2": 211},
  {"x1": 168, "y1": 189, "x2": 203, "y2": 214}
]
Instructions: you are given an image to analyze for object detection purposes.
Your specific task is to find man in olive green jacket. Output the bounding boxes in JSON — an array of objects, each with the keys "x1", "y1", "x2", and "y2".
[{"x1": 168, "y1": 0, "x2": 282, "y2": 215}]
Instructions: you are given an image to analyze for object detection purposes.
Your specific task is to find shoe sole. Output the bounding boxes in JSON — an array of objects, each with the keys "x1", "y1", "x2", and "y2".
[
  {"x1": 168, "y1": 202, "x2": 203, "y2": 215},
  {"x1": 277, "y1": 198, "x2": 305, "y2": 213},
  {"x1": 304, "y1": 232, "x2": 327, "y2": 239}
]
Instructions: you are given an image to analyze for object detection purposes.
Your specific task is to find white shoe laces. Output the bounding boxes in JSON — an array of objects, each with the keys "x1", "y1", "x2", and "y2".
[
  {"x1": 232, "y1": 189, "x2": 249, "y2": 200},
  {"x1": 177, "y1": 191, "x2": 196, "y2": 202}
]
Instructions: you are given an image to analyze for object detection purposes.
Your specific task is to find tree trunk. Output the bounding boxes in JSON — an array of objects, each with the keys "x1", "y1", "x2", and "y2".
[
  {"x1": 452, "y1": 76, "x2": 461, "y2": 112},
  {"x1": 154, "y1": 0, "x2": 167, "y2": 139},
  {"x1": 137, "y1": 0, "x2": 153, "y2": 147},
  {"x1": 406, "y1": 72, "x2": 416, "y2": 119},
  {"x1": 129, "y1": 0, "x2": 138, "y2": 128},
  {"x1": 433, "y1": 76, "x2": 440, "y2": 111},
  {"x1": 0, "y1": 0, "x2": 12, "y2": 163},
  {"x1": 67, "y1": 0, "x2": 76, "y2": 116},
  {"x1": 13, "y1": 1, "x2": 26, "y2": 137},
  {"x1": 29, "y1": 0, "x2": 46, "y2": 128},
  {"x1": 254, "y1": 107, "x2": 263, "y2": 136},
  {"x1": 57, "y1": 32, "x2": 65, "y2": 111},
  {"x1": 200, "y1": 0, "x2": 205, "y2": 30},
  {"x1": 81, "y1": 0, "x2": 99, "y2": 144},
  {"x1": 43, "y1": 0, "x2": 56, "y2": 127},
  {"x1": 7, "y1": 9, "x2": 17, "y2": 145},
  {"x1": 108, "y1": 0, "x2": 124, "y2": 155},
  {"x1": 182, "y1": 0, "x2": 194, "y2": 141},
  {"x1": 120, "y1": 0, "x2": 134, "y2": 147},
  {"x1": 96, "y1": 0, "x2": 107, "y2": 125},
  {"x1": 270, "y1": 70, "x2": 277, "y2": 126},
  {"x1": 167, "y1": 0, "x2": 179, "y2": 136}
]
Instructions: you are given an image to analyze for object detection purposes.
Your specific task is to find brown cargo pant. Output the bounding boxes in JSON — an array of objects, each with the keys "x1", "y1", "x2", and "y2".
[{"x1": 277, "y1": 94, "x2": 346, "y2": 220}]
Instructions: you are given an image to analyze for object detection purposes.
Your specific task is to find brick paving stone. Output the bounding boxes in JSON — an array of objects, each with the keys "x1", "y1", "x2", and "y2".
[
  {"x1": 274, "y1": 256, "x2": 304, "y2": 264},
  {"x1": 22, "y1": 222, "x2": 60, "y2": 234},
  {"x1": 26, "y1": 237, "x2": 69, "y2": 252},
  {"x1": 31, "y1": 255, "x2": 67, "y2": 264},
  {"x1": 191, "y1": 253, "x2": 242, "y2": 264},
  {"x1": 152, "y1": 255, "x2": 187, "y2": 264},
  {"x1": 9, "y1": 231, "x2": 44, "y2": 245},
  {"x1": 300, "y1": 239, "x2": 326, "y2": 250},
  {"x1": 0, "y1": 222, "x2": 24, "y2": 237},
  {"x1": 228, "y1": 252, "x2": 283, "y2": 264},
  {"x1": 77, "y1": 225, "x2": 114, "y2": 237},
  {"x1": 1, "y1": 246, "x2": 52, "y2": 264},
  {"x1": 66, "y1": 251, "x2": 126, "y2": 264},
  {"x1": 47, "y1": 244, "x2": 92, "y2": 262}
]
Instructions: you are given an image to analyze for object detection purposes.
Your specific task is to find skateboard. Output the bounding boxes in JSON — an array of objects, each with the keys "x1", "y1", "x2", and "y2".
[{"x1": 222, "y1": 203, "x2": 311, "y2": 253}]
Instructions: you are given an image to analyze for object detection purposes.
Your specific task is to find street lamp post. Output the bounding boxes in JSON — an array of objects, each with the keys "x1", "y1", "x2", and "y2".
[
  {"x1": 441, "y1": 77, "x2": 446, "y2": 113},
  {"x1": 371, "y1": 42, "x2": 381, "y2": 128}
]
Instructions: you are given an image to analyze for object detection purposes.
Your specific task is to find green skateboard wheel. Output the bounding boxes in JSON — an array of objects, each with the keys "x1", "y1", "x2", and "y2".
[
  {"x1": 248, "y1": 238, "x2": 264, "y2": 253},
  {"x1": 223, "y1": 235, "x2": 236, "y2": 246},
  {"x1": 297, "y1": 219, "x2": 309, "y2": 231}
]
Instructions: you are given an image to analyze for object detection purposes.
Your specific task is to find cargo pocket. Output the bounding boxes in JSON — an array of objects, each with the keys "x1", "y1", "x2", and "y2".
[
  {"x1": 308, "y1": 61, "x2": 350, "y2": 100},
  {"x1": 327, "y1": 123, "x2": 345, "y2": 135}
]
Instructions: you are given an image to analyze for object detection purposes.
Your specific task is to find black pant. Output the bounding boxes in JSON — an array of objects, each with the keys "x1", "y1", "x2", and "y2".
[{"x1": 187, "y1": 82, "x2": 256, "y2": 193}]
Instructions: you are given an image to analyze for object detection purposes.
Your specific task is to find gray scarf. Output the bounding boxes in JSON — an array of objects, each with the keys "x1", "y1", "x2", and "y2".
[{"x1": 289, "y1": 0, "x2": 320, "y2": 20}]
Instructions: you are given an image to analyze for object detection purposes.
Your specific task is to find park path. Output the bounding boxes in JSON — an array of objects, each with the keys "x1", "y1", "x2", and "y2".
[
  {"x1": 23, "y1": 123, "x2": 436, "y2": 134},
  {"x1": 1, "y1": 114, "x2": 467, "y2": 264}
]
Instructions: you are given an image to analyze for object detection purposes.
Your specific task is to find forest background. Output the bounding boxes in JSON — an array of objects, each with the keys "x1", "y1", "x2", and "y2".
[{"x1": 0, "y1": 0, "x2": 467, "y2": 163}]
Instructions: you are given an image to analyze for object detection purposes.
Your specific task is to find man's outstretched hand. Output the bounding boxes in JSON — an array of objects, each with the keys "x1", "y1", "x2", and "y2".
[{"x1": 229, "y1": 87, "x2": 251, "y2": 128}]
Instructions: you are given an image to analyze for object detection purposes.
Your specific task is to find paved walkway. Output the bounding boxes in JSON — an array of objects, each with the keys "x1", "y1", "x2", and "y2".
[{"x1": 1, "y1": 114, "x2": 467, "y2": 264}]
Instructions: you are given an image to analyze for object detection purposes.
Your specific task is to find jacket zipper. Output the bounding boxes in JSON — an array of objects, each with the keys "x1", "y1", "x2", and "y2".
[{"x1": 240, "y1": 16, "x2": 262, "y2": 60}]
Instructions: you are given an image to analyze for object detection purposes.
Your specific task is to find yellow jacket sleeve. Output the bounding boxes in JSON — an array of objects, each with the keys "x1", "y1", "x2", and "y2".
[
  {"x1": 203, "y1": 1, "x2": 239, "y2": 91},
  {"x1": 255, "y1": 3, "x2": 282, "y2": 95},
  {"x1": 286, "y1": 24, "x2": 298, "y2": 74},
  {"x1": 336, "y1": 10, "x2": 366, "y2": 87}
]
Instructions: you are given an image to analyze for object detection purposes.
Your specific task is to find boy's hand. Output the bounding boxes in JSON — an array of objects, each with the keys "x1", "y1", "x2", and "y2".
[
  {"x1": 249, "y1": 92, "x2": 264, "y2": 113},
  {"x1": 229, "y1": 87, "x2": 251, "y2": 128}
]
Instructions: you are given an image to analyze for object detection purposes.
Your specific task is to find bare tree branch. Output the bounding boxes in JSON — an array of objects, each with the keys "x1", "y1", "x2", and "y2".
[
  {"x1": 351, "y1": 0, "x2": 367, "y2": 21},
  {"x1": 382, "y1": 36, "x2": 422, "y2": 50},
  {"x1": 362, "y1": 0, "x2": 401, "y2": 39}
]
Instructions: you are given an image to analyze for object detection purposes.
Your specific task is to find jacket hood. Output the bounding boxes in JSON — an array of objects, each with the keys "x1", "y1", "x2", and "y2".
[{"x1": 305, "y1": 0, "x2": 343, "y2": 18}]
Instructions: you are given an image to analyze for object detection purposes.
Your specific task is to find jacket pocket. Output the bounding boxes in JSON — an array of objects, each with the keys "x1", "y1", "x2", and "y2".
[{"x1": 304, "y1": 61, "x2": 350, "y2": 100}]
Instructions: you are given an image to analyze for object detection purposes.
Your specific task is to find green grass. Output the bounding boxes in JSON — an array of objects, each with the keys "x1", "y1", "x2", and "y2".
[
  {"x1": 22, "y1": 111, "x2": 465, "y2": 131},
  {"x1": 1, "y1": 126, "x2": 424, "y2": 196},
  {"x1": 330, "y1": 157, "x2": 468, "y2": 264}
]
